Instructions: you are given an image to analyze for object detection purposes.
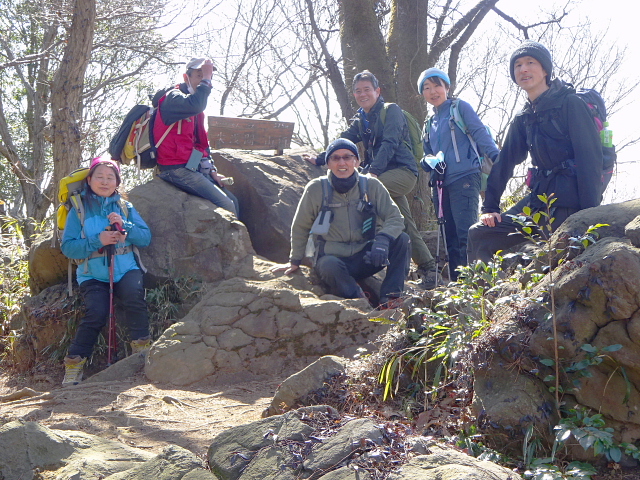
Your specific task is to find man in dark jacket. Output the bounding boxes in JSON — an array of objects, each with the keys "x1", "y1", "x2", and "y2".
[
  {"x1": 307, "y1": 71, "x2": 437, "y2": 287},
  {"x1": 154, "y1": 57, "x2": 239, "y2": 216},
  {"x1": 467, "y1": 41, "x2": 603, "y2": 263}
]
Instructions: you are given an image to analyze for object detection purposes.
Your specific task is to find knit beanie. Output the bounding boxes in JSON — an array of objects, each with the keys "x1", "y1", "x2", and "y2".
[
  {"x1": 509, "y1": 41, "x2": 553, "y2": 85},
  {"x1": 89, "y1": 156, "x2": 121, "y2": 187},
  {"x1": 417, "y1": 68, "x2": 451, "y2": 94},
  {"x1": 325, "y1": 138, "x2": 359, "y2": 161}
]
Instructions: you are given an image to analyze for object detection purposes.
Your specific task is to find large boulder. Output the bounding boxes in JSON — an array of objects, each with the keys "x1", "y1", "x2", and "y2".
[
  {"x1": 472, "y1": 201, "x2": 640, "y2": 447},
  {"x1": 145, "y1": 270, "x2": 391, "y2": 385},
  {"x1": 27, "y1": 232, "x2": 70, "y2": 295},
  {"x1": 128, "y1": 176, "x2": 256, "y2": 285},
  {"x1": 212, "y1": 148, "x2": 324, "y2": 263}
]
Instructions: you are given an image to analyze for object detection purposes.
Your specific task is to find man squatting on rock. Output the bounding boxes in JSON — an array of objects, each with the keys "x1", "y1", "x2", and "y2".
[
  {"x1": 305, "y1": 71, "x2": 439, "y2": 288},
  {"x1": 154, "y1": 57, "x2": 239, "y2": 216},
  {"x1": 274, "y1": 138, "x2": 411, "y2": 309},
  {"x1": 467, "y1": 41, "x2": 603, "y2": 263}
]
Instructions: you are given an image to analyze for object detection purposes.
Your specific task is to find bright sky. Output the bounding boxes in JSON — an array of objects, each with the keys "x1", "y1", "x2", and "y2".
[
  {"x1": 183, "y1": 0, "x2": 638, "y2": 204},
  {"x1": 488, "y1": 0, "x2": 639, "y2": 203}
]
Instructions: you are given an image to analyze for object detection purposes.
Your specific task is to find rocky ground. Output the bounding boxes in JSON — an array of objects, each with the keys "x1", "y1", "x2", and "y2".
[{"x1": 0, "y1": 366, "x2": 283, "y2": 460}]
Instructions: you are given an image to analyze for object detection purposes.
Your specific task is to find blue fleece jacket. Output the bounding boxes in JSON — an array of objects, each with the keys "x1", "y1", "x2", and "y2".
[
  {"x1": 423, "y1": 98, "x2": 499, "y2": 186},
  {"x1": 61, "y1": 191, "x2": 151, "y2": 285}
]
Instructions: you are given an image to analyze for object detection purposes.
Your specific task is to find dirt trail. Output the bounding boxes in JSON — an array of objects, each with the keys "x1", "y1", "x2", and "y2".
[{"x1": 0, "y1": 371, "x2": 282, "y2": 459}]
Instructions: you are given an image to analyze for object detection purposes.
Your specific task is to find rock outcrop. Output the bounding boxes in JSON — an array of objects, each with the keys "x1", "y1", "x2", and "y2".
[
  {"x1": 128, "y1": 177, "x2": 256, "y2": 286},
  {"x1": 472, "y1": 203, "x2": 640, "y2": 447},
  {"x1": 145, "y1": 274, "x2": 391, "y2": 385},
  {"x1": 213, "y1": 148, "x2": 323, "y2": 263},
  {"x1": 0, "y1": 420, "x2": 214, "y2": 480},
  {"x1": 206, "y1": 405, "x2": 516, "y2": 480},
  {"x1": 263, "y1": 355, "x2": 349, "y2": 417}
]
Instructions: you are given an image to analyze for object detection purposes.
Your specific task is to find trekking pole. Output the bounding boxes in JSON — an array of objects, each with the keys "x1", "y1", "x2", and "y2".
[
  {"x1": 107, "y1": 241, "x2": 117, "y2": 365},
  {"x1": 436, "y1": 180, "x2": 451, "y2": 284}
]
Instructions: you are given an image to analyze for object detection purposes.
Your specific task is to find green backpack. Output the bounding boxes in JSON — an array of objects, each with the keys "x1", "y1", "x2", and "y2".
[{"x1": 379, "y1": 103, "x2": 424, "y2": 164}]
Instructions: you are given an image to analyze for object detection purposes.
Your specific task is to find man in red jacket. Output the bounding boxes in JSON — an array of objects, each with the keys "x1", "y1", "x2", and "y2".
[{"x1": 154, "y1": 57, "x2": 238, "y2": 216}]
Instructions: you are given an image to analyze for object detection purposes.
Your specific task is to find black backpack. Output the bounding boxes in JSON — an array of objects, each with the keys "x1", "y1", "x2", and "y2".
[
  {"x1": 574, "y1": 88, "x2": 617, "y2": 190},
  {"x1": 550, "y1": 87, "x2": 617, "y2": 191},
  {"x1": 108, "y1": 88, "x2": 174, "y2": 169}
]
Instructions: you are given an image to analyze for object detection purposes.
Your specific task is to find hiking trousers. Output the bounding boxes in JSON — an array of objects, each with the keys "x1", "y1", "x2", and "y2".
[
  {"x1": 158, "y1": 167, "x2": 239, "y2": 217},
  {"x1": 315, "y1": 232, "x2": 411, "y2": 302},
  {"x1": 467, "y1": 195, "x2": 578, "y2": 264},
  {"x1": 377, "y1": 167, "x2": 435, "y2": 270},
  {"x1": 68, "y1": 269, "x2": 149, "y2": 359},
  {"x1": 433, "y1": 173, "x2": 481, "y2": 281}
]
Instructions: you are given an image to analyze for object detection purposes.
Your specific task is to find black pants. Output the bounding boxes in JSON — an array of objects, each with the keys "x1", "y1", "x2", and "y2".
[
  {"x1": 467, "y1": 195, "x2": 578, "y2": 264},
  {"x1": 432, "y1": 173, "x2": 480, "y2": 280},
  {"x1": 315, "y1": 232, "x2": 411, "y2": 302},
  {"x1": 68, "y1": 269, "x2": 149, "y2": 358}
]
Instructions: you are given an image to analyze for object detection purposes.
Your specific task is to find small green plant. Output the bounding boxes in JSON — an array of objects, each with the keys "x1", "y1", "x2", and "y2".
[{"x1": 378, "y1": 254, "x2": 504, "y2": 401}]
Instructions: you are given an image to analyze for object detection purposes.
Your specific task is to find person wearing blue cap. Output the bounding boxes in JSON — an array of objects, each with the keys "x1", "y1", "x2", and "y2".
[
  {"x1": 416, "y1": 67, "x2": 499, "y2": 281},
  {"x1": 467, "y1": 41, "x2": 603, "y2": 263},
  {"x1": 305, "y1": 70, "x2": 438, "y2": 288},
  {"x1": 274, "y1": 138, "x2": 411, "y2": 309}
]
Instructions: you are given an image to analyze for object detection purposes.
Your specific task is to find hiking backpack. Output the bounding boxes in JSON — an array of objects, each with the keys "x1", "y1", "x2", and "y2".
[
  {"x1": 108, "y1": 87, "x2": 175, "y2": 169},
  {"x1": 573, "y1": 88, "x2": 617, "y2": 191},
  {"x1": 379, "y1": 103, "x2": 424, "y2": 164},
  {"x1": 546, "y1": 87, "x2": 617, "y2": 193}
]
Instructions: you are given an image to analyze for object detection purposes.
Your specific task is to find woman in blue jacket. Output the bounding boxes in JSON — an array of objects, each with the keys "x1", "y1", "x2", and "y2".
[
  {"x1": 418, "y1": 68, "x2": 499, "y2": 281},
  {"x1": 61, "y1": 157, "x2": 152, "y2": 385}
]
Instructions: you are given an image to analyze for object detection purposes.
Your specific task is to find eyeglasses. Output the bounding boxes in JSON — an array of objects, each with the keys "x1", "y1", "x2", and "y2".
[{"x1": 328, "y1": 154, "x2": 357, "y2": 162}]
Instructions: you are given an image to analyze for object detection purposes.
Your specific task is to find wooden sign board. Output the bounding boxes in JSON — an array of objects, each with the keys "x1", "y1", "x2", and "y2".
[{"x1": 208, "y1": 116, "x2": 295, "y2": 154}]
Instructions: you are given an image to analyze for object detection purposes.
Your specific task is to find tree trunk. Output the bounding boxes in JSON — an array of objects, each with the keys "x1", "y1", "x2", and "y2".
[
  {"x1": 50, "y1": 0, "x2": 96, "y2": 196},
  {"x1": 339, "y1": 0, "x2": 394, "y2": 105},
  {"x1": 388, "y1": 0, "x2": 430, "y2": 120}
]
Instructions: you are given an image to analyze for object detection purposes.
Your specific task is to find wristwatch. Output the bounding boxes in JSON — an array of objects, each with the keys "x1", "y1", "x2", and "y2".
[{"x1": 200, "y1": 79, "x2": 212, "y2": 88}]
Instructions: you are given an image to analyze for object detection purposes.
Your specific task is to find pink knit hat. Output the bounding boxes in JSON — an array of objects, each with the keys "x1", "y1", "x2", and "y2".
[{"x1": 90, "y1": 156, "x2": 121, "y2": 173}]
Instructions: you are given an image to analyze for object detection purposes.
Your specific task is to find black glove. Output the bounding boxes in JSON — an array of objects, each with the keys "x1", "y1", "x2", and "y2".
[
  {"x1": 315, "y1": 151, "x2": 327, "y2": 166},
  {"x1": 364, "y1": 234, "x2": 391, "y2": 267}
]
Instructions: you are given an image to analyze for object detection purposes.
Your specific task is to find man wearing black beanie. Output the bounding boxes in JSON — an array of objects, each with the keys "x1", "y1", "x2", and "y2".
[
  {"x1": 467, "y1": 40, "x2": 604, "y2": 263},
  {"x1": 274, "y1": 138, "x2": 411, "y2": 310}
]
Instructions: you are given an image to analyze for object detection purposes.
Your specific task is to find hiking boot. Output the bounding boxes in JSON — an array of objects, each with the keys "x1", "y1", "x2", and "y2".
[
  {"x1": 130, "y1": 336, "x2": 151, "y2": 355},
  {"x1": 62, "y1": 355, "x2": 86, "y2": 385},
  {"x1": 378, "y1": 296, "x2": 404, "y2": 310},
  {"x1": 418, "y1": 268, "x2": 442, "y2": 290}
]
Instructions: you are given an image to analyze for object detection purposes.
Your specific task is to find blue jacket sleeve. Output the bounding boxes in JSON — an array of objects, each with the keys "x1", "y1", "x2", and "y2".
[
  {"x1": 159, "y1": 83, "x2": 212, "y2": 125},
  {"x1": 122, "y1": 203, "x2": 152, "y2": 247},
  {"x1": 61, "y1": 208, "x2": 103, "y2": 260},
  {"x1": 458, "y1": 100, "x2": 500, "y2": 161}
]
